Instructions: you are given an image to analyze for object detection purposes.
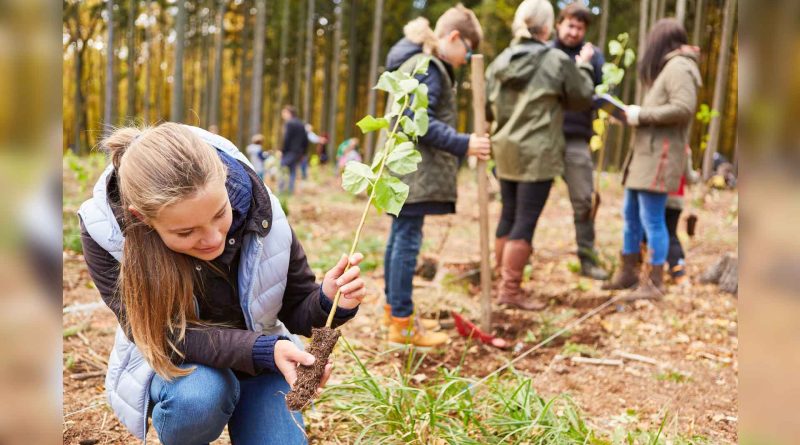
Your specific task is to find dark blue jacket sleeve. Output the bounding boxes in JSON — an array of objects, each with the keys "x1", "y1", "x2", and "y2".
[{"x1": 404, "y1": 67, "x2": 470, "y2": 157}]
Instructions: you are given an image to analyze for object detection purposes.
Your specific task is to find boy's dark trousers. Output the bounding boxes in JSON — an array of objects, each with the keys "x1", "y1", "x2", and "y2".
[{"x1": 383, "y1": 214, "x2": 425, "y2": 318}]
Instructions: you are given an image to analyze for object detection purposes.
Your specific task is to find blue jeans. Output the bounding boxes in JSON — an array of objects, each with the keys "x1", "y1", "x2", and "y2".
[
  {"x1": 149, "y1": 365, "x2": 306, "y2": 445},
  {"x1": 384, "y1": 215, "x2": 425, "y2": 318},
  {"x1": 280, "y1": 163, "x2": 298, "y2": 194},
  {"x1": 622, "y1": 188, "x2": 668, "y2": 265}
]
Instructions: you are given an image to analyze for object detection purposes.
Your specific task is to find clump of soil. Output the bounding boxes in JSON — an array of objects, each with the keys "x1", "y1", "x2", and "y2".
[{"x1": 285, "y1": 327, "x2": 341, "y2": 411}]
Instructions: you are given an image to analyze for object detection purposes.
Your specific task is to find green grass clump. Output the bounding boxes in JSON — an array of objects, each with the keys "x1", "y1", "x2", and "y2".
[{"x1": 321, "y1": 338, "x2": 707, "y2": 444}]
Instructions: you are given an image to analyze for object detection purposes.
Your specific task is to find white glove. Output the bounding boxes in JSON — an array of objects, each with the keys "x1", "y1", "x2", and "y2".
[{"x1": 626, "y1": 105, "x2": 641, "y2": 126}]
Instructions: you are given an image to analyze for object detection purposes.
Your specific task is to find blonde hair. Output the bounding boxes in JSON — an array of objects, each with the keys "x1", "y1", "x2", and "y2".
[
  {"x1": 403, "y1": 4, "x2": 483, "y2": 55},
  {"x1": 103, "y1": 122, "x2": 227, "y2": 380},
  {"x1": 512, "y1": 0, "x2": 555, "y2": 40}
]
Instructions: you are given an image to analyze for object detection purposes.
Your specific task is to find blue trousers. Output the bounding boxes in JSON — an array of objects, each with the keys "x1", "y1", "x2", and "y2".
[
  {"x1": 279, "y1": 163, "x2": 298, "y2": 194},
  {"x1": 622, "y1": 188, "x2": 668, "y2": 265},
  {"x1": 149, "y1": 365, "x2": 306, "y2": 445},
  {"x1": 384, "y1": 215, "x2": 425, "y2": 318}
]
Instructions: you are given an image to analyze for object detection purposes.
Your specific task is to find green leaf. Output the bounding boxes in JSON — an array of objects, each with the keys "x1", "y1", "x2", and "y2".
[
  {"x1": 373, "y1": 176, "x2": 409, "y2": 216},
  {"x1": 608, "y1": 40, "x2": 623, "y2": 56},
  {"x1": 371, "y1": 149, "x2": 384, "y2": 169},
  {"x1": 412, "y1": 83, "x2": 429, "y2": 110},
  {"x1": 375, "y1": 71, "x2": 401, "y2": 95},
  {"x1": 412, "y1": 56, "x2": 431, "y2": 75},
  {"x1": 385, "y1": 141, "x2": 421, "y2": 175},
  {"x1": 356, "y1": 115, "x2": 389, "y2": 133},
  {"x1": 624, "y1": 48, "x2": 635, "y2": 68},
  {"x1": 387, "y1": 100, "x2": 404, "y2": 118},
  {"x1": 590, "y1": 135, "x2": 603, "y2": 152},
  {"x1": 399, "y1": 78, "x2": 420, "y2": 95},
  {"x1": 393, "y1": 131, "x2": 410, "y2": 143},
  {"x1": 617, "y1": 32, "x2": 629, "y2": 45},
  {"x1": 595, "y1": 84, "x2": 609, "y2": 95},
  {"x1": 414, "y1": 108, "x2": 429, "y2": 136},
  {"x1": 342, "y1": 161, "x2": 377, "y2": 195},
  {"x1": 400, "y1": 115, "x2": 417, "y2": 136},
  {"x1": 592, "y1": 119, "x2": 606, "y2": 137}
]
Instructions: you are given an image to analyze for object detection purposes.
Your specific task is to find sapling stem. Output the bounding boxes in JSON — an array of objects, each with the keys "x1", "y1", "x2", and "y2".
[{"x1": 324, "y1": 96, "x2": 410, "y2": 328}]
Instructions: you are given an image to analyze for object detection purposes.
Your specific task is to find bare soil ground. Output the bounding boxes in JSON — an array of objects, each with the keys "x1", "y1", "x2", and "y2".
[{"x1": 63, "y1": 165, "x2": 738, "y2": 444}]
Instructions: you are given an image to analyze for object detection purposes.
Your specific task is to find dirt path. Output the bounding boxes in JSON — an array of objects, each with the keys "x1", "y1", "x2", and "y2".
[{"x1": 63, "y1": 167, "x2": 737, "y2": 444}]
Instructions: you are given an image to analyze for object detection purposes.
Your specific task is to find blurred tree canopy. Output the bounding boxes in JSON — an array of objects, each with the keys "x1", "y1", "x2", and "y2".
[{"x1": 62, "y1": 0, "x2": 737, "y2": 170}]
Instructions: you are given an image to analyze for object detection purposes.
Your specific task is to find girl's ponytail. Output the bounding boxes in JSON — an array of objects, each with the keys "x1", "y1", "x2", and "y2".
[
  {"x1": 403, "y1": 17, "x2": 438, "y2": 54},
  {"x1": 102, "y1": 127, "x2": 144, "y2": 171}
]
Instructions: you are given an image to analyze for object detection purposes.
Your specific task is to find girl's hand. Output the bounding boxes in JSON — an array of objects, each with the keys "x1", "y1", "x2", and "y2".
[
  {"x1": 322, "y1": 253, "x2": 366, "y2": 310},
  {"x1": 275, "y1": 339, "x2": 334, "y2": 391}
]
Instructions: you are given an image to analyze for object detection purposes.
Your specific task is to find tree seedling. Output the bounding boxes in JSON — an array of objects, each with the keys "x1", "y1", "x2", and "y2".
[{"x1": 285, "y1": 56, "x2": 431, "y2": 411}]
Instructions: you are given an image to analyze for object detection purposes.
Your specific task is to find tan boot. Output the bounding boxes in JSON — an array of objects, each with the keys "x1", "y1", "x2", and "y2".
[
  {"x1": 623, "y1": 263, "x2": 666, "y2": 301},
  {"x1": 388, "y1": 315, "x2": 449, "y2": 350},
  {"x1": 497, "y1": 240, "x2": 546, "y2": 311},
  {"x1": 382, "y1": 304, "x2": 440, "y2": 330},
  {"x1": 602, "y1": 252, "x2": 642, "y2": 290},
  {"x1": 494, "y1": 236, "x2": 508, "y2": 277}
]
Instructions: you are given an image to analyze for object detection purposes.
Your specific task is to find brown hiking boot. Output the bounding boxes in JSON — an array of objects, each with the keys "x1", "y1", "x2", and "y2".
[
  {"x1": 623, "y1": 263, "x2": 666, "y2": 301},
  {"x1": 388, "y1": 315, "x2": 449, "y2": 350},
  {"x1": 381, "y1": 304, "x2": 439, "y2": 330},
  {"x1": 497, "y1": 240, "x2": 546, "y2": 311},
  {"x1": 494, "y1": 236, "x2": 508, "y2": 277},
  {"x1": 602, "y1": 252, "x2": 642, "y2": 290}
]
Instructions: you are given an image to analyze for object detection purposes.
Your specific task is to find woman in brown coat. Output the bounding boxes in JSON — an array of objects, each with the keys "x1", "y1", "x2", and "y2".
[{"x1": 604, "y1": 19, "x2": 701, "y2": 299}]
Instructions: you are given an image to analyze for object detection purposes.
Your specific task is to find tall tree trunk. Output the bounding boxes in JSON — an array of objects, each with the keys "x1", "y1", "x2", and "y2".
[
  {"x1": 104, "y1": 0, "x2": 116, "y2": 133},
  {"x1": 649, "y1": 0, "x2": 658, "y2": 29},
  {"x1": 209, "y1": 0, "x2": 226, "y2": 129},
  {"x1": 363, "y1": 0, "x2": 384, "y2": 161},
  {"x1": 200, "y1": 11, "x2": 211, "y2": 128},
  {"x1": 598, "y1": 0, "x2": 610, "y2": 51},
  {"x1": 171, "y1": 0, "x2": 187, "y2": 122},
  {"x1": 691, "y1": 0, "x2": 704, "y2": 46},
  {"x1": 156, "y1": 4, "x2": 165, "y2": 121},
  {"x1": 237, "y1": 19, "x2": 251, "y2": 148},
  {"x1": 249, "y1": 0, "x2": 266, "y2": 139},
  {"x1": 703, "y1": 0, "x2": 736, "y2": 179},
  {"x1": 273, "y1": 0, "x2": 290, "y2": 145},
  {"x1": 326, "y1": 3, "x2": 343, "y2": 160},
  {"x1": 657, "y1": 0, "x2": 667, "y2": 20},
  {"x1": 343, "y1": 0, "x2": 359, "y2": 138},
  {"x1": 302, "y1": 0, "x2": 315, "y2": 122},
  {"x1": 292, "y1": 0, "x2": 304, "y2": 110},
  {"x1": 74, "y1": 45, "x2": 86, "y2": 153},
  {"x1": 676, "y1": 0, "x2": 687, "y2": 25},
  {"x1": 126, "y1": 0, "x2": 136, "y2": 120},
  {"x1": 635, "y1": 0, "x2": 649, "y2": 104},
  {"x1": 143, "y1": 5, "x2": 151, "y2": 123}
]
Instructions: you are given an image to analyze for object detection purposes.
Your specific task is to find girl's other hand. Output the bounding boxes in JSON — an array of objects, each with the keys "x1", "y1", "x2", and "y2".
[
  {"x1": 322, "y1": 253, "x2": 366, "y2": 310},
  {"x1": 275, "y1": 340, "x2": 333, "y2": 391}
]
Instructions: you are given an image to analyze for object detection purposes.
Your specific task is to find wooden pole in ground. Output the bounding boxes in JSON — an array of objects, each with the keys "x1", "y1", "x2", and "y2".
[{"x1": 470, "y1": 55, "x2": 492, "y2": 333}]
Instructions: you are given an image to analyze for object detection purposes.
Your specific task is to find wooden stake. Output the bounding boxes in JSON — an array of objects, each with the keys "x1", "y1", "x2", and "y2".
[{"x1": 470, "y1": 55, "x2": 492, "y2": 333}]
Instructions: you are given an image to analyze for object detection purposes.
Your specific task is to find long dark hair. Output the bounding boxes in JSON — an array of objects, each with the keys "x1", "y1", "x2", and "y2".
[{"x1": 638, "y1": 19, "x2": 689, "y2": 87}]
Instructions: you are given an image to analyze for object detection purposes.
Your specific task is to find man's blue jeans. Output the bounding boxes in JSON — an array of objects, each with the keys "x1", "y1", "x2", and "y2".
[
  {"x1": 279, "y1": 163, "x2": 299, "y2": 194},
  {"x1": 384, "y1": 215, "x2": 425, "y2": 318},
  {"x1": 622, "y1": 188, "x2": 668, "y2": 265},
  {"x1": 149, "y1": 364, "x2": 306, "y2": 445}
]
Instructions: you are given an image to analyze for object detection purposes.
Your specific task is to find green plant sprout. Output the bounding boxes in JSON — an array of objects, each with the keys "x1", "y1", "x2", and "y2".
[
  {"x1": 695, "y1": 103, "x2": 720, "y2": 154},
  {"x1": 590, "y1": 33, "x2": 636, "y2": 153},
  {"x1": 325, "y1": 55, "x2": 432, "y2": 326},
  {"x1": 286, "y1": 57, "x2": 433, "y2": 411}
]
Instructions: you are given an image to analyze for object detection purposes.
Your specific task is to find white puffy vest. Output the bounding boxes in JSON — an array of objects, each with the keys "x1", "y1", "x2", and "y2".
[{"x1": 77, "y1": 126, "x2": 299, "y2": 440}]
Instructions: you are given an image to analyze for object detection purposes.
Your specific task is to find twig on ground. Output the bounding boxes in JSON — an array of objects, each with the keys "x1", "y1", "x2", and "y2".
[
  {"x1": 70, "y1": 371, "x2": 105, "y2": 381},
  {"x1": 612, "y1": 350, "x2": 659, "y2": 366},
  {"x1": 571, "y1": 356, "x2": 623, "y2": 366}
]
